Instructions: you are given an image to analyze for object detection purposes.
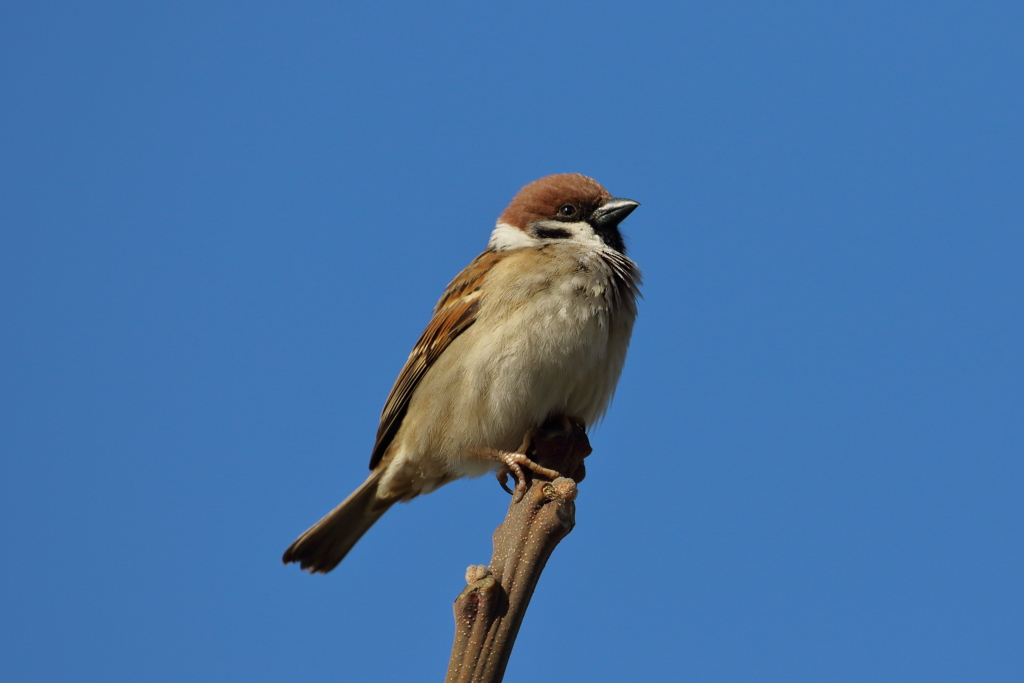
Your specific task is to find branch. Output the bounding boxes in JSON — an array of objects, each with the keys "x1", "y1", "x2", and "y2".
[{"x1": 445, "y1": 418, "x2": 592, "y2": 683}]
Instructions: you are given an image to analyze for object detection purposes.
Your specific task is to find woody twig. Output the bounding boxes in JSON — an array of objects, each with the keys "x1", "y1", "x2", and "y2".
[{"x1": 445, "y1": 417, "x2": 591, "y2": 683}]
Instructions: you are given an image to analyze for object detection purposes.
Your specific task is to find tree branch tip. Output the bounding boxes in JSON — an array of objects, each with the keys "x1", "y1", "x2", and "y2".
[
  {"x1": 543, "y1": 477, "x2": 577, "y2": 503},
  {"x1": 464, "y1": 564, "x2": 491, "y2": 584}
]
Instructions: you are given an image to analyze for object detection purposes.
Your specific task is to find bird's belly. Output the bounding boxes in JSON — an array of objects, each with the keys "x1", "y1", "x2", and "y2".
[
  {"x1": 383, "y1": 256, "x2": 637, "y2": 495},
  {"x1": 436, "y1": 287, "x2": 627, "y2": 474}
]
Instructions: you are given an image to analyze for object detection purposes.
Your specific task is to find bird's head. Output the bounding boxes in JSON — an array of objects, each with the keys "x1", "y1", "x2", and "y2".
[{"x1": 490, "y1": 173, "x2": 639, "y2": 254}]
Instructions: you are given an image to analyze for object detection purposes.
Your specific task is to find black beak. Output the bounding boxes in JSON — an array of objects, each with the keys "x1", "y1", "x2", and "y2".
[{"x1": 590, "y1": 197, "x2": 640, "y2": 229}]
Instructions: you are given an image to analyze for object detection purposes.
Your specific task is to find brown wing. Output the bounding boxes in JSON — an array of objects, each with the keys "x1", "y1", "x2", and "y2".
[{"x1": 368, "y1": 249, "x2": 502, "y2": 469}]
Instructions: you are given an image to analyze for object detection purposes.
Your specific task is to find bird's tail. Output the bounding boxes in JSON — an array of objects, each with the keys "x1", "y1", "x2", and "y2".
[{"x1": 282, "y1": 469, "x2": 392, "y2": 574}]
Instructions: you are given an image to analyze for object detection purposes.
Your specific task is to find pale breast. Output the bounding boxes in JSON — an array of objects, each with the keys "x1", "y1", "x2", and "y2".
[{"x1": 385, "y1": 243, "x2": 640, "y2": 491}]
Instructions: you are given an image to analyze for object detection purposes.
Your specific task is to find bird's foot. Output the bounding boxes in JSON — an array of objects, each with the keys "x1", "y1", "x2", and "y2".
[{"x1": 484, "y1": 430, "x2": 561, "y2": 503}]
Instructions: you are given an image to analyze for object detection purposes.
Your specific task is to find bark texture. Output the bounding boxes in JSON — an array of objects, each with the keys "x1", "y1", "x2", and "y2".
[{"x1": 445, "y1": 418, "x2": 591, "y2": 683}]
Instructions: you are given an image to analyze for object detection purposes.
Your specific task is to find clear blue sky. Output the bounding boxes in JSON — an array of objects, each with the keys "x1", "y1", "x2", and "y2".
[{"x1": 2, "y1": 2, "x2": 1021, "y2": 681}]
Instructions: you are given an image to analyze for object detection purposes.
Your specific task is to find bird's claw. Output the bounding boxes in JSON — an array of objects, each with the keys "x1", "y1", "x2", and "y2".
[
  {"x1": 498, "y1": 452, "x2": 561, "y2": 503},
  {"x1": 486, "y1": 428, "x2": 563, "y2": 502},
  {"x1": 496, "y1": 468, "x2": 515, "y2": 496}
]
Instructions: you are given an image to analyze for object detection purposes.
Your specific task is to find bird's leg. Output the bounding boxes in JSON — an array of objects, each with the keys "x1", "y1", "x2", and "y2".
[{"x1": 476, "y1": 429, "x2": 561, "y2": 503}]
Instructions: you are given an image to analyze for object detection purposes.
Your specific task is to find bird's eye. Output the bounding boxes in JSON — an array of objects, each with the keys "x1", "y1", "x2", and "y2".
[{"x1": 558, "y1": 204, "x2": 577, "y2": 218}]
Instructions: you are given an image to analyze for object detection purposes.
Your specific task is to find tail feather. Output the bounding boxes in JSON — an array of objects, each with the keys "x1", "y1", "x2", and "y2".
[{"x1": 282, "y1": 469, "x2": 392, "y2": 574}]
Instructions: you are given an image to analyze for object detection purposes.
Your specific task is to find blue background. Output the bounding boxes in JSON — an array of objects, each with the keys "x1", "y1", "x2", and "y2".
[{"x1": 2, "y1": 2, "x2": 1021, "y2": 681}]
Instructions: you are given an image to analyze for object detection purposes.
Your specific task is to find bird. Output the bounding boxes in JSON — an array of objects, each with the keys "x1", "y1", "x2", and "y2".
[{"x1": 282, "y1": 173, "x2": 641, "y2": 573}]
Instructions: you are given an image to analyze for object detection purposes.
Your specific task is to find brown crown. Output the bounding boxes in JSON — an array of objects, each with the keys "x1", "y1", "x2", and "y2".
[{"x1": 498, "y1": 173, "x2": 612, "y2": 230}]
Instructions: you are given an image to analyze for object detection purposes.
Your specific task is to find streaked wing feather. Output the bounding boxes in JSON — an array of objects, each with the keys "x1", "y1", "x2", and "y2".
[{"x1": 368, "y1": 250, "x2": 502, "y2": 469}]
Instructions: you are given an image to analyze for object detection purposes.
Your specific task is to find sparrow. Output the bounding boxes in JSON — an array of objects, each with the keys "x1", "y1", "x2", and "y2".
[{"x1": 283, "y1": 173, "x2": 641, "y2": 573}]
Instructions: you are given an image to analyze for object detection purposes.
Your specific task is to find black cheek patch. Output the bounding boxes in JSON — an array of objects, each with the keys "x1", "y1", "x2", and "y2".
[{"x1": 534, "y1": 227, "x2": 572, "y2": 239}]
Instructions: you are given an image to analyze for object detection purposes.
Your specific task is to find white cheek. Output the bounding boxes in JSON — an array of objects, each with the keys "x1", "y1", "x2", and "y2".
[
  {"x1": 488, "y1": 222, "x2": 540, "y2": 250},
  {"x1": 561, "y1": 220, "x2": 604, "y2": 246},
  {"x1": 490, "y1": 219, "x2": 607, "y2": 251},
  {"x1": 529, "y1": 219, "x2": 605, "y2": 247}
]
